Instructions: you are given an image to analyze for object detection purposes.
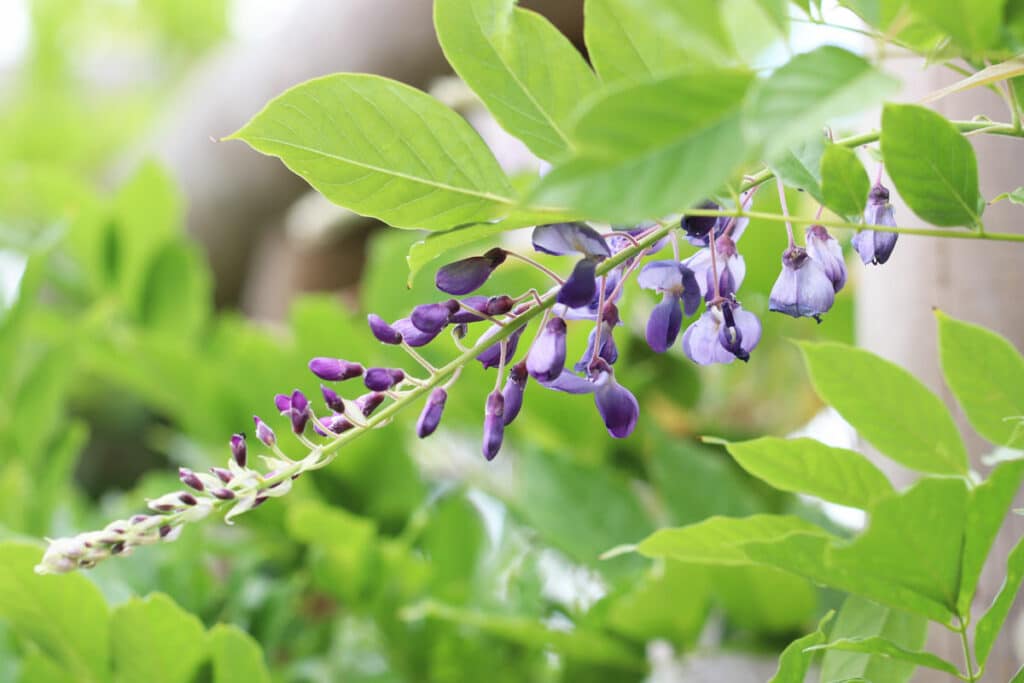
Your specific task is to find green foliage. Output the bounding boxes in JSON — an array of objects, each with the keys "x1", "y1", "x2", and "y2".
[
  {"x1": 820, "y1": 596, "x2": 927, "y2": 683},
  {"x1": 881, "y1": 104, "x2": 982, "y2": 227},
  {"x1": 975, "y1": 535, "x2": 1024, "y2": 666},
  {"x1": 768, "y1": 611, "x2": 833, "y2": 683},
  {"x1": 820, "y1": 145, "x2": 870, "y2": 219},
  {"x1": 770, "y1": 135, "x2": 827, "y2": 205},
  {"x1": 110, "y1": 594, "x2": 207, "y2": 683}
]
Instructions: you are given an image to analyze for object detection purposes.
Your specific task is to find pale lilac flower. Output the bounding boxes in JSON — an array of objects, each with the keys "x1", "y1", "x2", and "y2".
[
  {"x1": 768, "y1": 246, "x2": 835, "y2": 321},
  {"x1": 853, "y1": 183, "x2": 898, "y2": 265}
]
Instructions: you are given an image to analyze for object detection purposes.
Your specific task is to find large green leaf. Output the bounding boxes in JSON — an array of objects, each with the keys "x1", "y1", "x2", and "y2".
[
  {"x1": 532, "y1": 71, "x2": 754, "y2": 221},
  {"x1": 975, "y1": 533, "x2": 1024, "y2": 666},
  {"x1": 768, "y1": 611, "x2": 834, "y2": 683},
  {"x1": 958, "y1": 460, "x2": 1024, "y2": 614},
  {"x1": 605, "y1": 561, "x2": 711, "y2": 645},
  {"x1": 712, "y1": 566, "x2": 817, "y2": 634},
  {"x1": 820, "y1": 144, "x2": 870, "y2": 219},
  {"x1": 286, "y1": 500, "x2": 378, "y2": 604},
  {"x1": 936, "y1": 311, "x2": 1024, "y2": 448},
  {"x1": 583, "y1": 0, "x2": 736, "y2": 83},
  {"x1": 881, "y1": 104, "x2": 981, "y2": 227},
  {"x1": 721, "y1": 436, "x2": 893, "y2": 509},
  {"x1": 820, "y1": 595, "x2": 927, "y2": 683},
  {"x1": 230, "y1": 74, "x2": 517, "y2": 230},
  {"x1": 744, "y1": 46, "x2": 899, "y2": 159},
  {"x1": 908, "y1": 0, "x2": 1004, "y2": 55},
  {"x1": 809, "y1": 636, "x2": 960, "y2": 677},
  {"x1": 829, "y1": 478, "x2": 968, "y2": 611},
  {"x1": 207, "y1": 624, "x2": 272, "y2": 683},
  {"x1": 798, "y1": 341, "x2": 968, "y2": 475},
  {"x1": 435, "y1": 0, "x2": 597, "y2": 161},
  {"x1": 110, "y1": 594, "x2": 206, "y2": 683},
  {"x1": 0, "y1": 543, "x2": 110, "y2": 683},
  {"x1": 769, "y1": 135, "x2": 827, "y2": 205}
]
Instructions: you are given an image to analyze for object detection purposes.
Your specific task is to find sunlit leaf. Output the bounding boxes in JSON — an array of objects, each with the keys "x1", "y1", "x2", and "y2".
[
  {"x1": 820, "y1": 595, "x2": 927, "y2": 683},
  {"x1": 111, "y1": 594, "x2": 206, "y2": 683},
  {"x1": 820, "y1": 144, "x2": 870, "y2": 219}
]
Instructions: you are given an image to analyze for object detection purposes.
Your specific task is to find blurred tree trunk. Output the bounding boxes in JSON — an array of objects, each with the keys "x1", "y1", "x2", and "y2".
[{"x1": 859, "y1": 56, "x2": 1024, "y2": 681}]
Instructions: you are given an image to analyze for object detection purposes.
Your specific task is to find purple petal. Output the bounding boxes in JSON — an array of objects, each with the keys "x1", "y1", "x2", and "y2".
[
  {"x1": 501, "y1": 362, "x2": 528, "y2": 426},
  {"x1": 309, "y1": 357, "x2": 365, "y2": 381},
  {"x1": 592, "y1": 368, "x2": 639, "y2": 438},
  {"x1": 253, "y1": 416, "x2": 275, "y2": 446},
  {"x1": 541, "y1": 371, "x2": 596, "y2": 395},
  {"x1": 575, "y1": 322, "x2": 618, "y2": 372},
  {"x1": 230, "y1": 434, "x2": 246, "y2": 468},
  {"x1": 557, "y1": 258, "x2": 598, "y2": 308},
  {"x1": 416, "y1": 388, "x2": 447, "y2": 438},
  {"x1": 368, "y1": 314, "x2": 403, "y2": 345},
  {"x1": 364, "y1": 367, "x2": 405, "y2": 391},
  {"x1": 681, "y1": 201, "x2": 720, "y2": 242},
  {"x1": 681, "y1": 305, "x2": 760, "y2": 365},
  {"x1": 481, "y1": 390, "x2": 505, "y2": 460},
  {"x1": 768, "y1": 247, "x2": 835, "y2": 321},
  {"x1": 805, "y1": 225, "x2": 846, "y2": 291},
  {"x1": 392, "y1": 317, "x2": 442, "y2": 347},
  {"x1": 411, "y1": 301, "x2": 458, "y2": 334},
  {"x1": 646, "y1": 294, "x2": 683, "y2": 353},
  {"x1": 321, "y1": 385, "x2": 345, "y2": 412},
  {"x1": 532, "y1": 222, "x2": 611, "y2": 259},
  {"x1": 435, "y1": 248, "x2": 506, "y2": 295},
  {"x1": 355, "y1": 392, "x2": 386, "y2": 416},
  {"x1": 274, "y1": 393, "x2": 292, "y2": 414},
  {"x1": 476, "y1": 326, "x2": 525, "y2": 369},
  {"x1": 526, "y1": 317, "x2": 567, "y2": 382},
  {"x1": 638, "y1": 260, "x2": 683, "y2": 291}
]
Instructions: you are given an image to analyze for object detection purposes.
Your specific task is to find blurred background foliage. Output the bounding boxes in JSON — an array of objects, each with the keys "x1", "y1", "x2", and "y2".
[{"x1": 0, "y1": 1, "x2": 860, "y2": 681}]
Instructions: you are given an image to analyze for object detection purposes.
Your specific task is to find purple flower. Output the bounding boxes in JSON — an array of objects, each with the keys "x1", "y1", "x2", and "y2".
[
  {"x1": 289, "y1": 389, "x2": 310, "y2": 434},
  {"x1": 230, "y1": 434, "x2": 246, "y2": 467},
  {"x1": 317, "y1": 414, "x2": 353, "y2": 436},
  {"x1": 532, "y1": 222, "x2": 611, "y2": 259},
  {"x1": 526, "y1": 317, "x2": 567, "y2": 382},
  {"x1": 854, "y1": 183, "x2": 898, "y2": 265},
  {"x1": 274, "y1": 393, "x2": 291, "y2": 414},
  {"x1": 502, "y1": 361, "x2": 528, "y2": 426},
  {"x1": 684, "y1": 237, "x2": 746, "y2": 300},
  {"x1": 805, "y1": 225, "x2": 846, "y2": 292},
  {"x1": 411, "y1": 300, "x2": 459, "y2": 334},
  {"x1": 416, "y1": 388, "x2": 447, "y2": 438},
  {"x1": 392, "y1": 318, "x2": 442, "y2": 347},
  {"x1": 253, "y1": 416, "x2": 276, "y2": 446},
  {"x1": 368, "y1": 314, "x2": 403, "y2": 345},
  {"x1": 638, "y1": 261, "x2": 701, "y2": 353},
  {"x1": 768, "y1": 246, "x2": 835, "y2": 321},
  {"x1": 355, "y1": 392, "x2": 386, "y2": 416},
  {"x1": 541, "y1": 361, "x2": 639, "y2": 438},
  {"x1": 321, "y1": 385, "x2": 345, "y2": 413},
  {"x1": 364, "y1": 367, "x2": 405, "y2": 391},
  {"x1": 476, "y1": 326, "x2": 524, "y2": 369},
  {"x1": 681, "y1": 200, "x2": 720, "y2": 244},
  {"x1": 558, "y1": 258, "x2": 600, "y2": 308},
  {"x1": 682, "y1": 302, "x2": 761, "y2": 364},
  {"x1": 450, "y1": 295, "x2": 515, "y2": 323},
  {"x1": 482, "y1": 390, "x2": 505, "y2": 460},
  {"x1": 309, "y1": 357, "x2": 364, "y2": 381},
  {"x1": 435, "y1": 247, "x2": 507, "y2": 295},
  {"x1": 575, "y1": 304, "x2": 619, "y2": 371}
]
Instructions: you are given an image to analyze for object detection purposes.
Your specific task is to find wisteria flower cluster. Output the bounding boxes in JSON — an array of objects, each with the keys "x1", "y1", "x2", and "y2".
[{"x1": 36, "y1": 177, "x2": 901, "y2": 575}]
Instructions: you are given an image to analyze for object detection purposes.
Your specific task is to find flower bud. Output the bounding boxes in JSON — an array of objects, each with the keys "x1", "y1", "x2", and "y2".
[
  {"x1": 230, "y1": 433, "x2": 247, "y2": 467},
  {"x1": 854, "y1": 183, "x2": 898, "y2": 265},
  {"x1": 289, "y1": 389, "x2": 310, "y2": 434},
  {"x1": 308, "y1": 357, "x2": 364, "y2": 381},
  {"x1": 211, "y1": 467, "x2": 233, "y2": 484},
  {"x1": 435, "y1": 248, "x2": 506, "y2": 295},
  {"x1": 526, "y1": 317, "x2": 567, "y2": 382},
  {"x1": 211, "y1": 488, "x2": 236, "y2": 500},
  {"x1": 178, "y1": 468, "x2": 204, "y2": 492},
  {"x1": 805, "y1": 224, "x2": 846, "y2": 292},
  {"x1": 768, "y1": 246, "x2": 835, "y2": 322},
  {"x1": 364, "y1": 367, "x2": 405, "y2": 391},
  {"x1": 477, "y1": 327, "x2": 524, "y2": 369},
  {"x1": 321, "y1": 384, "x2": 345, "y2": 412},
  {"x1": 501, "y1": 362, "x2": 528, "y2": 426},
  {"x1": 355, "y1": 392, "x2": 386, "y2": 416},
  {"x1": 416, "y1": 388, "x2": 447, "y2": 438},
  {"x1": 253, "y1": 416, "x2": 275, "y2": 447},
  {"x1": 274, "y1": 393, "x2": 291, "y2": 414},
  {"x1": 411, "y1": 301, "x2": 458, "y2": 334},
  {"x1": 681, "y1": 200, "x2": 721, "y2": 244},
  {"x1": 368, "y1": 314, "x2": 403, "y2": 344},
  {"x1": 482, "y1": 390, "x2": 505, "y2": 461}
]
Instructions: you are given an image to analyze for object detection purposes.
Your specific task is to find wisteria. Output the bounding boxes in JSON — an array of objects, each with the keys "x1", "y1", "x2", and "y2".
[{"x1": 36, "y1": 177, "x2": 903, "y2": 575}]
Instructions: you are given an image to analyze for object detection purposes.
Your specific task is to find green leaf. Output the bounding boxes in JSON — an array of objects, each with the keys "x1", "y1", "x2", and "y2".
[
  {"x1": 820, "y1": 595, "x2": 927, "y2": 683},
  {"x1": 434, "y1": 0, "x2": 597, "y2": 161},
  {"x1": 137, "y1": 242, "x2": 211, "y2": 338},
  {"x1": 958, "y1": 460, "x2": 1024, "y2": 614},
  {"x1": 820, "y1": 144, "x2": 870, "y2": 218},
  {"x1": 769, "y1": 135, "x2": 827, "y2": 205},
  {"x1": 532, "y1": 71, "x2": 754, "y2": 222},
  {"x1": 605, "y1": 561, "x2": 712, "y2": 645},
  {"x1": 798, "y1": 341, "x2": 968, "y2": 475},
  {"x1": 403, "y1": 600, "x2": 644, "y2": 670},
  {"x1": 110, "y1": 594, "x2": 206, "y2": 683},
  {"x1": 936, "y1": 310, "x2": 1024, "y2": 448},
  {"x1": 583, "y1": 0, "x2": 736, "y2": 84},
  {"x1": 406, "y1": 219, "x2": 535, "y2": 287},
  {"x1": 908, "y1": 0, "x2": 1004, "y2": 55},
  {"x1": 207, "y1": 624, "x2": 272, "y2": 683},
  {"x1": 975, "y1": 533, "x2": 1024, "y2": 666},
  {"x1": 881, "y1": 104, "x2": 980, "y2": 227},
  {"x1": 286, "y1": 500, "x2": 378, "y2": 603},
  {"x1": 829, "y1": 478, "x2": 968, "y2": 611},
  {"x1": 809, "y1": 636, "x2": 960, "y2": 676},
  {"x1": 992, "y1": 186, "x2": 1024, "y2": 204},
  {"x1": 635, "y1": 514, "x2": 831, "y2": 565},
  {"x1": 768, "y1": 611, "x2": 835, "y2": 683},
  {"x1": 0, "y1": 542, "x2": 109, "y2": 683},
  {"x1": 713, "y1": 566, "x2": 817, "y2": 634},
  {"x1": 1014, "y1": 663, "x2": 1024, "y2": 683},
  {"x1": 744, "y1": 46, "x2": 899, "y2": 159},
  {"x1": 230, "y1": 74, "x2": 516, "y2": 230},
  {"x1": 721, "y1": 436, "x2": 893, "y2": 509}
]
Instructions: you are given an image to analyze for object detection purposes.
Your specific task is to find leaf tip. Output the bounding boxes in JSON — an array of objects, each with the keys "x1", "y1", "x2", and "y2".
[{"x1": 599, "y1": 544, "x2": 637, "y2": 560}]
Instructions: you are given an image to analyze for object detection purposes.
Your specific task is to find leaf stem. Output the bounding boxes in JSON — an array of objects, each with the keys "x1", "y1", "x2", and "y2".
[{"x1": 957, "y1": 615, "x2": 978, "y2": 682}]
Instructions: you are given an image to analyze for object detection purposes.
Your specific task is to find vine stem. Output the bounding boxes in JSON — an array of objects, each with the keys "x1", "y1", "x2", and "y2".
[
  {"x1": 957, "y1": 615, "x2": 978, "y2": 682},
  {"x1": 683, "y1": 208, "x2": 1024, "y2": 243}
]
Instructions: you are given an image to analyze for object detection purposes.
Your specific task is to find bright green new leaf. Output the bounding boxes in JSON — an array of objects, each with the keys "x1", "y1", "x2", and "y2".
[
  {"x1": 936, "y1": 310, "x2": 1024, "y2": 448},
  {"x1": 583, "y1": 0, "x2": 736, "y2": 83},
  {"x1": 881, "y1": 104, "x2": 980, "y2": 227},
  {"x1": 768, "y1": 611, "x2": 835, "y2": 683},
  {"x1": 975, "y1": 534, "x2": 1024, "y2": 666},
  {"x1": 744, "y1": 46, "x2": 899, "y2": 159},
  {"x1": 723, "y1": 436, "x2": 893, "y2": 509},
  {"x1": 809, "y1": 636, "x2": 961, "y2": 676},
  {"x1": 958, "y1": 460, "x2": 1024, "y2": 614},
  {"x1": 769, "y1": 135, "x2": 827, "y2": 205},
  {"x1": 434, "y1": 0, "x2": 597, "y2": 161},
  {"x1": 798, "y1": 341, "x2": 968, "y2": 475},
  {"x1": 0, "y1": 543, "x2": 110, "y2": 683},
  {"x1": 111, "y1": 594, "x2": 206, "y2": 683},
  {"x1": 830, "y1": 478, "x2": 968, "y2": 611},
  {"x1": 635, "y1": 514, "x2": 832, "y2": 566},
  {"x1": 820, "y1": 595, "x2": 927, "y2": 683},
  {"x1": 230, "y1": 74, "x2": 516, "y2": 230},
  {"x1": 909, "y1": 0, "x2": 1004, "y2": 55},
  {"x1": 208, "y1": 624, "x2": 272, "y2": 683},
  {"x1": 820, "y1": 144, "x2": 870, "y2": 218},
  {"x1": 533, "y1": 71, "x2": 754, "y2": 221}
]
